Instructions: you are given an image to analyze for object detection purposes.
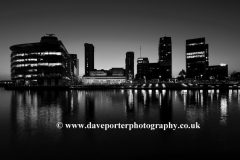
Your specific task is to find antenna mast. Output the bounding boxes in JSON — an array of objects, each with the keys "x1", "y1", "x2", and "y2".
[{"x1": 140, "y1": 46, "x2": 141, "y2": 57}]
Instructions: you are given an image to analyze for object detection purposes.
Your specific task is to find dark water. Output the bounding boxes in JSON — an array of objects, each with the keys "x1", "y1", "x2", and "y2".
[{"x1": 1, "y1": 88, "x2": 240, "y2": 159}]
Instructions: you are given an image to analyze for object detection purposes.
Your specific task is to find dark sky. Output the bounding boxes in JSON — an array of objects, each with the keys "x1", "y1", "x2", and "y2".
[{"x1": 0, "y1": 0, "x2": 239, "y2": 80}]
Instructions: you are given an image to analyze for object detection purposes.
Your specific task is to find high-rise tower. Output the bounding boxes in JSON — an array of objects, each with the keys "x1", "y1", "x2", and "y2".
[
  {"x1": 84, "y1": 43, "x2": 94, "y2": 76},
  {"x1": 158, "y1": 36, "x2": 172, "y2": 79},
  {"x1": 136, "y1": 57, "x2": 149, "y2": 80},
  {"x1": 125, "y1": 52, "x2": 134, "y2": 80},
  {"x1": 186, "y1": 37, "x2": 209, "y2": 79}
]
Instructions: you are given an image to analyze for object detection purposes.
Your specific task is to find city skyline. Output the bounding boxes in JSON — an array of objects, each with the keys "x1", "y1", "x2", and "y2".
[{"x1": 1, "y1": 0, "x2": 240, "y2": 80}]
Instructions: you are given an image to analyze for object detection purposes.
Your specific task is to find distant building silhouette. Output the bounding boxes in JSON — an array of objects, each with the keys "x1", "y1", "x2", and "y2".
[
  {"x1": 149, "y1": 62, "x2": 161, "y2": 80},
  {"x1": 82, "y1": 68, "x2": 126, "y2": 84},
  {"x1": 158, "y1": 36, "x2": 172, "y2": 79},
  {"x1": 83, "y1": 44, "x2": 126, "y2": 84},
  {"x1": 186, "y1": 37, "x2": 209, "y2": 79},
  {"x1": 110, "y1": 68, "x2": 125, "y2": 76},
  {"x1": 125, "y1": 52, "x2": 134, "y2": 81},
  {"x1": 76, "y1": 59, "x2": 79, "y2": 76},
  {"x1": 136, "y1": 57, "x2": 149, "y2": 80},
  {"x1": 10, "y1": 34, "x2": 77, "y2": 86},
  {"x1": 206, "y1": 64, "x2": 228, "y2": 80},
  {"x1": 84, "y1": 43, "x2": 94, "y2": 76}
]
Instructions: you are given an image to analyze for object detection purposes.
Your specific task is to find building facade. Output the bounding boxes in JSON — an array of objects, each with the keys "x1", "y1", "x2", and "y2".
[
  {"x1": 69, "y1": 54, "x2": 78, "y2": 76},
  {"x1": 206, "y1": 64, "x2": 228, "y2": 80},
  {"x1": 10, "y1": 34, "x2": 77, "y2": 86},
  {"x1": 186, "y1": 37, "x2": 209, "y2": 79},
  {"x1": 149, "y1": 62, "x2": 161, "y2": 80},
  {"x1": 136, "y1": 57, "x2": 149, "y2": 80},
  {"x1": 158, "y1": 36, "x2": 172, "y2": 79},
  {"x1": 82, "y1": 69, "x2": 125, "y2": 84},
  {"x1": 84, "y1": 43, "x2": 94, "y2": 76},
  {"x1": 125, "y1": 52, "x2": 134, "y2": 81}
]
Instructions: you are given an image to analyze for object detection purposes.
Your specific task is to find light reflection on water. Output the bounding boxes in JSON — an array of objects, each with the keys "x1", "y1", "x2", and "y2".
[
  {"x1": 220, "y1": 95, "x2": 227, "y2": 125},
  {"x1": 1, "y1": 89, "x2": 240, "y2": 158},
  {"x1": 239, "y1": 90, "x2": 240, "y2": 111},
  {"x1": 9, "y1": 89, "x2": 240, "y2": 130}
]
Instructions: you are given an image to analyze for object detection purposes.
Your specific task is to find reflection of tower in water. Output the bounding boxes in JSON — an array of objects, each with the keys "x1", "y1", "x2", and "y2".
[
  {"x1": 176, "y1": 90, "x2": 206, "y2": 124},
  {"x1": 136, "y1": 90, "x2": 150, "y2": 117},
  {"x1": 11, "y1": 91, "x2": 63, "y2": 142},
  {"x1": 219, "y1": 90, "x2": 229, "y2": 126},
  {"x1": 85, "y1": 91, "x2": 95, "y2": 122},
  {"x1": 238, "y1": 90, "x2": 240, "y2": 111},
  {"x1": 126, "y1": 90, "x2": 134, "y2": 111},
  {"x1": 125, "y1": 90, "x2": 135, "y2": 122},
  {"x1": 220, "y1": 95, "x2": 227, "y2": 126},
  {"x1": 185, "y1": 90, "x2": 205, "y2": 124},
  {"x1": 159, "y1": 90, "x2": 172, "y2": 123}
]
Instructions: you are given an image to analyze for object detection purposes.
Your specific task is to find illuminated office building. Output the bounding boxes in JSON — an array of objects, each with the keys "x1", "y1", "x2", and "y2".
[
  {"x1": 158, "y1": 36, "x2": 172, "y2": 79},
  {"x1": 10, "y1": 34, "x2": 77, "y2": 86},
  {"x1": 186, "y1": 37, "x2": 209, "y2": 79},
  {"x1": 85, "y1": 43, "x2": 94, "y2": 76}
]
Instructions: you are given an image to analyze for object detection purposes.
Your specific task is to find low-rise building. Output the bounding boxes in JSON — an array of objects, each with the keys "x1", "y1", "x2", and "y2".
[{"x1": 82, "y1": 68, "x2": 126, "y2": 84}]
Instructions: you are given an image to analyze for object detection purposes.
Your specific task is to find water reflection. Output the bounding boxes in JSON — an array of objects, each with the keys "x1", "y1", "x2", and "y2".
[
  {"x1": 220, "y1": 95, "x2": 227, "y2": 125},
  {"x1": 159, "y1": 90, "x2": 172, "y2": 123},
  {"x1": 229, "y1": 89, "x2": 232, "y2": 103},
  {"x1": 5, "y1": 89, "x2": 240, "y2": 159},
  {"x1": 238, "y1": 90, "x2": 240, "y2": 111},
  {"x1": 85, "y1": 91, "x2": 95, "y2": 122},
  {"x1": 126, "y1": 90, "x2": 134, "y2": 111},
  {"x1": 125, "y1": 90, "x2": 135, "y2": 122},
  {"x1": 9, "y1": 89, "x2": 240, "y2": 135},
  {"x1": 11, "y1": 91, "x2": 63, "y2": 142}
]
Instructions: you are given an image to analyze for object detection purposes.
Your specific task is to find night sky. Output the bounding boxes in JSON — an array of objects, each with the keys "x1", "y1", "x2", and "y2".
[{"x1": 0, "y1": 0, "x2": 239, "y2": 80}]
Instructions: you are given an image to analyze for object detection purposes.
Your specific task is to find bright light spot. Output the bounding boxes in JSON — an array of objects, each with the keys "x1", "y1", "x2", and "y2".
[
  {"x1": 182, "y1": 83, "x2": 187, "y2": 87},
  {"x1": 162, "y1": 84, "x2": 166, "y2": 88},
  {"x1": 220, "y1": 96, "x2": 227, "y2": 125}
]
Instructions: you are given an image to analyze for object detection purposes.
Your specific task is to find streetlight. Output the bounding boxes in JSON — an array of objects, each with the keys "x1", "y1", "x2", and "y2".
[
  {"x1": 201, "y1": 75, "x2": 203, "y2": 80},
  {"x1": 159, "y1": 75, "x2": 161, "y2": 82}
]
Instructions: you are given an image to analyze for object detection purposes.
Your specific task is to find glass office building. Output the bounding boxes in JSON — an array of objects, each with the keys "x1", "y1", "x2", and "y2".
[
  {"x1": 10, "y1": 34, "x2": 77, "y2": 86},
  {"x1": 158, "y1": 36, "x2": 172, "y2": 79},
  {"x1": 186, "y1": 37, "x2": 209, "y2": 79}
]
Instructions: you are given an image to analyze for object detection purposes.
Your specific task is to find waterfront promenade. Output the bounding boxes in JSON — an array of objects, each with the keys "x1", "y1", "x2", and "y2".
[{"x1": 3, "y1": 82, "x2": 240, "y2": 90}]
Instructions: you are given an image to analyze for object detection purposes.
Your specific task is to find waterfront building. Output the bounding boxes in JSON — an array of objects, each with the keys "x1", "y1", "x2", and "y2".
[
  {"x1": 10, "y1": 34, "x2": 77, "y2": 86},
  {"x1": 136, "y1": 57, "x2": 149, "y2": 80},
  {"x1": 82, "y1": 69, "x2": 125, "y2": 84},
  {"x1": 0, "y1": 80, "x2": 14, "y2": 87},
  {"x1": 149, "y1": 62, "x2": 161, "y2": 80},
  {"x1": 206, "y1": 63, "x2": 228, "y2": 80},
  {"x1": 85, "y1": 43, "x2": 94, "y2": 76},
  {"x1": 125, "y1": 52, "x2": 134, "y2": 81},
  {"x1": 230, "y1": 72, "x2": 240, "y2": 80},
  {"x1": 69, "y1": 54, "x2": 78, "y2": 76},
  {"x1": 158, "y1": 36, "x2": 172, "y2": 79},
  {"x1": 110, "y1": 68, "x2": 125, "y2": 76},
  {"x1": 186, "y1": 37, "x2": 209, "y2": 79}
]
